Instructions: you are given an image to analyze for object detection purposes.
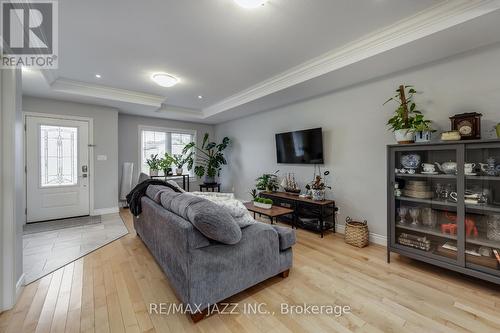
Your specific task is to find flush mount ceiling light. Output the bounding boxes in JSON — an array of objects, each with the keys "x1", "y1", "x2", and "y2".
[
  {"x1": 151, "y1": 73, "x2": 179, "y2": 88},
  {"x1": 95, "y1": 74, "x2": 101, "y2": 78},
  {"x1": 234, "y1": 0, "x2": 267, "y2": 9}
]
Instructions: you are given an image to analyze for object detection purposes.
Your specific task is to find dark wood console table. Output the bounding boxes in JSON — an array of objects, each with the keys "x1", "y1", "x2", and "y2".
[
  {"x1": 260, "y1": 191, "x2": 337, "y2": 237},
  {"x1": 199, "y1": 183, "x2": 221, "y2": 192},
  {"x1": 150, "y1": 174, "x2": 190, "y2": 191}
]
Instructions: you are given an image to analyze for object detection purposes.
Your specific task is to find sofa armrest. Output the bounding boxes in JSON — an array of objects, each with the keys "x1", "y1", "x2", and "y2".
[{"x1": 272, "y1": 225, "x2": 296, "y2": 250}]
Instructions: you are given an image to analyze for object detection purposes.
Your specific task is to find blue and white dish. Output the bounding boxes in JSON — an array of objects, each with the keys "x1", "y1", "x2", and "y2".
[{"x1": 401, "y1": 154, "x2": 421, "y2": 170}]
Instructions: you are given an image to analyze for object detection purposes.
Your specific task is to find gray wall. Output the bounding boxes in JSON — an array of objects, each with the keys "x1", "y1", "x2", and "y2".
[
  {"x1": 215, "y1": 44, "x2": 500, "y2": 237},
  {"x1": 22, "y1": 96, "x2": 119, "y2": 211},
  {"x1": 118, "y1": 114, "x2": 214, "y2": 193},
  {"x1": 1, "y1": 69, "x2": 23, "y2": 310}
]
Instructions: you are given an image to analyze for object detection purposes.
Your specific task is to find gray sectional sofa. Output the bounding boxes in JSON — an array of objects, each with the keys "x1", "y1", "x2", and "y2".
[{"x1": 133, "y1": 185, "x2": 295, "y2": 321}]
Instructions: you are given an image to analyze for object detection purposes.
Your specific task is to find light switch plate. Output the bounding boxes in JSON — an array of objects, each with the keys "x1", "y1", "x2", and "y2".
[{"x1": 97, "y1": 155, "x2": 107, "y2": 161}]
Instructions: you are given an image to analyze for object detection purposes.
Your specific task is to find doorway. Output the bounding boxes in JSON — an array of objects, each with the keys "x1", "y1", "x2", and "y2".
[{"x1": 25, "y1": 115, "x2": 91, "y2": 223}]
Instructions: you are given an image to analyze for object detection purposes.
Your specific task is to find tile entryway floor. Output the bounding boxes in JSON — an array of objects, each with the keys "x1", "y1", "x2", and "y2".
[{"x1": 23, "y1": 213, "x2": 128, "y2": 284}]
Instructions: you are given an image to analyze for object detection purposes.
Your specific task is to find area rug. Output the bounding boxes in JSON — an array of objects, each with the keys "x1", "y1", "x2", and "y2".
[
  {"x1": 23, "y1": 213, "x2": 128, "y2": 284},
  {"x1": 23, "y1": 215, "x2": 102, "y2": 234}
]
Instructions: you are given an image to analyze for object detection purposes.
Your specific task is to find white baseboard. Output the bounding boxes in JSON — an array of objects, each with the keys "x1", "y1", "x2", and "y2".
[
  {"x1": 92, "y1": 207, "x2": 119, "y2": 216},
  {"x1": 16, "y1": 273, "x2": 25, "y2": 298},
  {"x1": 335, "y1": 224, "x2": 387, "y2": 246},
  {"x1": 0, "y1": 273, "x2": 25, "y2": 312}
]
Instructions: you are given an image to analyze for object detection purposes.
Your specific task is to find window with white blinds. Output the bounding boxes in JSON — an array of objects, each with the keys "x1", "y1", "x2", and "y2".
[{"x1": 139, "y1": 126, "x2": 195, "y2": 175}]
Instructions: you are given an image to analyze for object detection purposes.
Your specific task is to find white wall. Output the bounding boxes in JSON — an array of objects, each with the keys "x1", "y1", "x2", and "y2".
[
  {"x1": 1, "y1": 69, "x2": 24, "y2": 310},
  {"x1": 118, "y1": 114, "x2": 215, "y2": 193},
  {"x1": 22, "y1": 96, "x2": 119, "y2": 213},
  {"x1": 215, "y1": 44, "x2": 500, "y2": 237}
]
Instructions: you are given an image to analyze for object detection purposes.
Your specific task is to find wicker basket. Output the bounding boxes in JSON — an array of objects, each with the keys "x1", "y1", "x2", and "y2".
[{"x1": 345, "y1": 217, "x2": 369, "y2": 248}]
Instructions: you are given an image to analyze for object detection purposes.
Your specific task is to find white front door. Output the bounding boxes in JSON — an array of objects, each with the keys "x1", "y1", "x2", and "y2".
[{"x1": 26, "y1": 116, "x2": 90, "y2": 222}]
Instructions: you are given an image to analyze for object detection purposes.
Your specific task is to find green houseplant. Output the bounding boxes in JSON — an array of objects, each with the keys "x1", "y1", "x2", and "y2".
[
  {"x1": 146, "y1": 154, "x2": 160, "y2": 176},
  {"x1": 413, "y1": 114, "x2": 435, "y2": 143},
  {"x1": 253, "y1": 197, "x2": 273, "y2": 209},
  {"x1": 256, "y1": 171, "x2": 279, "y2": 192},
  {"x1": 183, "y1": 133, "x2": 230, "y2": 184},
  {"x1": 249, "y1": 188, "x2": 259, "y2": 200},
  {"x1": 159, "y1": 153, "x2": 175, "y2": 176},
  {"x1": 172, "y1": 154, "x2": 188, "y2": 175},
  {"x1": 384, "y1": 85, "x2": 422, "y2": 144}
]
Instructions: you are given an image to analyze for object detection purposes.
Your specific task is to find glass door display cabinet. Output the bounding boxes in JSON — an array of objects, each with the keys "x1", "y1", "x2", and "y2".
[{"x1": 387, "y1": 139, "x2": 500, "y2": 284}]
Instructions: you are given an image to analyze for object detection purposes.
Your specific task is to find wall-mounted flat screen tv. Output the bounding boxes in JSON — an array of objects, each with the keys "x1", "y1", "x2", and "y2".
[{"x1": 275, "y1": 128, "x2": 324, "y2": 164}]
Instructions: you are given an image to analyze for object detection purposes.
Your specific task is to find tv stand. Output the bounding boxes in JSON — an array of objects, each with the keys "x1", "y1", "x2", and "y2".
[{"x1": 260, "y1": 191, "x2": 337, "y2": 237}]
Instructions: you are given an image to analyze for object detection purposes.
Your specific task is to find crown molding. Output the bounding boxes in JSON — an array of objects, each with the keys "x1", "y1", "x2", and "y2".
[
  {"x1": 203, "y1": 0, "x2": 500, "y2": 117},
  {"x1": 156, "y1": 104, "x2": 204, "y2": 118},
  {"x1": 50, "y1": 78, "x2": 166, "y2": 107}
]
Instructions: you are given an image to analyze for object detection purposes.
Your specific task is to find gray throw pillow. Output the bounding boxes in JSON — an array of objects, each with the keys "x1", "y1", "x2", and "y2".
[
  {"x1": 186, "y1": 199, "x2": 242, "y2": 245},
  {"x1": 160, "y1": 191, "x2": 182, "y2": 211},
  {"x1": 166, "y1": 180, "x2": 186, "y2": 193},
  {"x1": 170, "y1": 193, "x2": 204, "y2": 220},
  {"x1": 146, "y1": 185, "x2": 174, "y2": 203}
]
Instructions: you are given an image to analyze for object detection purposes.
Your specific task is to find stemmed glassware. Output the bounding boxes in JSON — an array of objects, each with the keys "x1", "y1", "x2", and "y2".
[
  {"x1": 397, "y1": 207, "x2": 408, "y2": 225},
  {"x1": 409, "y1": 208, "x2": 420, "y2": 225}
]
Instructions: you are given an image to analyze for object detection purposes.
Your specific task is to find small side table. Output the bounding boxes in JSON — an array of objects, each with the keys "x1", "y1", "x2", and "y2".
[
  {"x1": 244, "y1": 202, "x2": 294, "y2": 225},
  {"x1": 199, "y1": 183, "x2": 221, "y2": 192}
]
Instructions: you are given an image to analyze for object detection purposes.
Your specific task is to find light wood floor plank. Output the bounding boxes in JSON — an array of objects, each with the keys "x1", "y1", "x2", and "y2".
[
  {"x1": 65, "y1": 258, "x2": 83, "y2": 333},
  {"x1": 50, "y1": 262, "x2": 75, "y2": 333},
  {"x1": 35, "y1": 268, "x2": 65, "y2": 333}
]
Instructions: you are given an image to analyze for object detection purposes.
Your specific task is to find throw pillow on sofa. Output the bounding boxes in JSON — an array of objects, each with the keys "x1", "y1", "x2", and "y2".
[
  {"x1": 160, "y1": 192, "x2": 242, "y2": 245},
  {"x1": 186, "y1": 199, "x2": 242, "y2": 245},
  {"x1": 146, "y1": 185, "x2": 175, "y2": 203}
]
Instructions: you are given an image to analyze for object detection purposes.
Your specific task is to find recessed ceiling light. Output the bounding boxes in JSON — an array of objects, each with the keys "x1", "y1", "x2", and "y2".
[
  {"x1": 95, "y1": 74, "x2": 101, "y2": 78},
  {"x1": 234, "y1": 0, "x2": 267, "y2": 9},
  {"x1": 198, "y1": 95, "x2": 203, "y2": 99},
  {"x1": 151, "y1": 73, "x2": 179, "y2": 88}
]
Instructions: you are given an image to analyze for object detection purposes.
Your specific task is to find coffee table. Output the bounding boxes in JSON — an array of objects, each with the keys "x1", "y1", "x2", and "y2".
[{"x1": 244, "y1": 202, "x2": 294, "y2": 225}]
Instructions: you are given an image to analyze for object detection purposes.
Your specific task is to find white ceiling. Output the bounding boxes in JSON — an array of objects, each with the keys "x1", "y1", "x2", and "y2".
[{"x1": 22, "y1": 0, "x2": 500, "y2": 123}]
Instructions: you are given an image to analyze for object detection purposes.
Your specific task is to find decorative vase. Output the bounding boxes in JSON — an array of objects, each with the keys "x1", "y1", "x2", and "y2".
[
  {"x1": 204, "y1": 175, "x2": 216, "y2": 184},
  {"x1": 311, "y1": 189, "x2": 324, "y2": 201},
  {"x1": 415, "y1": 131, "x2": 431, "y2": 143},
  {"x1": 394, "y1": 129, "x2": 415, "y2": 144},
  {"x1": 149, "y1": 169, "x2": 158, "y2": 177},
  {"x1": 163, "y1": 168, "x2": 172, "y2": 176},
  {"x1": 496, "y1": 123, "x2": 500, "y2": 138},
  {"x1": 175, "y1": 168, "x2": 183, "y2": 176}
]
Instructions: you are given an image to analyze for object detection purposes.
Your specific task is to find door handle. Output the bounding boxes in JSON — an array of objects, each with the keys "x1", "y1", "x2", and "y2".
[{"x1": 82, "y1": 174, "x2": 88, "y2": 178}]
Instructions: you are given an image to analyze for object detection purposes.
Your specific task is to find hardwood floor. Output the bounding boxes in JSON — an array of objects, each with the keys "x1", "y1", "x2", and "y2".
[{"x1": 1, "y1": 209, "x2": 500, "y2": 333}]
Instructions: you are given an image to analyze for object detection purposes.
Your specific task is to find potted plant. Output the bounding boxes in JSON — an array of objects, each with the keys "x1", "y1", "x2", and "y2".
[
  {"x1": 172, "y1": 154, "x2": 187, "y2": 175},
  {"x1": 305, "y1": 175, "x2": 331, "y2": 201},
  {"x1": 146, "y1": 154, "x2": 160, "y2": 176},
  {"x1": 413, "y1": 114, "x2": 435, "y2": 143},
  {"x1": 256, "y1": 171, "x2": 279, "y2": 192},
  {"x1": 249, "y1": 188, "x2": 259, "y2": 200},
  {"x1": 253, "y1": 197, "x2": 273, "y2": 209},
  {"x1": 384, "y1": 85, "x2": 421, "y2": 144},
  {"x1": 496, "y1": 123, "x2": 500, "y2": 138},
  {"x1": 159, "y1": 153, "x2": 175, "y2": 176},
  {"x1": 183, "y1": 133, "x2": 230, "y2": 184}
]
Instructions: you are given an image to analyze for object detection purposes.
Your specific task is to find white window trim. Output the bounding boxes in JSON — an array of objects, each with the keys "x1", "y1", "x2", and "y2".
[{"x1": 138, "y1": 125, "x2": 197, "y2": 178}]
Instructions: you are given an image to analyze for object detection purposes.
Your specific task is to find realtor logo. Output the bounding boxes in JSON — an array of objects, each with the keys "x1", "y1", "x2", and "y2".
[{"x1": 1, "y1": 0, "x2": 58, "y2": 68}]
